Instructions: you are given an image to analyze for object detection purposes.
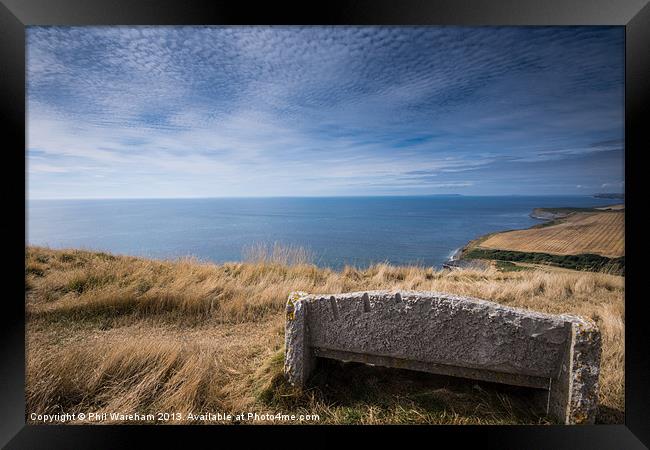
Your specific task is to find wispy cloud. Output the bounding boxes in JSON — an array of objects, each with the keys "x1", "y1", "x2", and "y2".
[
  {"x1": 601, "y1": 181, "x2": 624, "y2": 189},
  {"x1": 27, "y1": 26, "x2": 624, "y2": 198}
]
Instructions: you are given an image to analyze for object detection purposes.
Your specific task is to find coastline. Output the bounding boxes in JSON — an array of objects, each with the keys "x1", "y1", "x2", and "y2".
[
  {"x1": 30, "y1": 196, "x2": 621, "y2": 271},
  {"x1": 453, "y1": 205, "x2": 625, "y2": 274}
]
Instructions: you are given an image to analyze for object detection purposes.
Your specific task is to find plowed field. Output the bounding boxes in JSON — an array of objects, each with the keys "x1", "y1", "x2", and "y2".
[{"x1": 478, "y1": 212, "x2": 624, "y2": 257}]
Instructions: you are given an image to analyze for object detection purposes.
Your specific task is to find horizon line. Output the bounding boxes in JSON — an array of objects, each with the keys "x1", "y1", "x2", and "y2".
[{"x1": 27, "y1": 193, "x2": 623, "y2": 201}]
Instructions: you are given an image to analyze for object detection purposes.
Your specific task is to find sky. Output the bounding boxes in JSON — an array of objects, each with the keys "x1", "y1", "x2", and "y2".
[{"x1": 27, "y1": 26, "x2": 625, "y2": 199}]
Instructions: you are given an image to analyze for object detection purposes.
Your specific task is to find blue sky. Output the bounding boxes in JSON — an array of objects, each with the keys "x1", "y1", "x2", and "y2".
[{"x1": 27, "y1": 26, "x2": 624, "y2": 199}]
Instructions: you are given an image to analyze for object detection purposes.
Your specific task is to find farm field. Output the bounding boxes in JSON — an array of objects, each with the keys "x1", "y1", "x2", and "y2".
[{"x1": 478, "y1": 211, "x2": 624, "y2": 258}]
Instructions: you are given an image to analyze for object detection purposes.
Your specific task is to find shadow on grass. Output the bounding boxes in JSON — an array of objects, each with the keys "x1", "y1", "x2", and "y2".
[
  {"x1": 258, "y1": 357, "x2": 552, "y2": 424},
  {"x1": 26, "y1": 303, "x2": 228, "y2": 331},
  {"x1": 596, "y1": 404, "x2": 624, "y2": 424}
]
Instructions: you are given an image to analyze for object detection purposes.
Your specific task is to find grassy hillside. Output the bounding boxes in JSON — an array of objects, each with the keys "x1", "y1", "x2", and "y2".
[{"x1": 26, "y1": 246, "x2": 624, "y2": 424}]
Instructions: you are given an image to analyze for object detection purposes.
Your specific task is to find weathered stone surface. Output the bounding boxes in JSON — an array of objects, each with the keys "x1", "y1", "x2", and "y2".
[
  {"x1": 284, "y1": 290, "x2": 601, "y2": 424},
  {"x1": 548, "y1": 316, "x2": 602, "y2": 424},
  {"x1": 284, "y1": 291, "x2": 314, "y2": 387}
]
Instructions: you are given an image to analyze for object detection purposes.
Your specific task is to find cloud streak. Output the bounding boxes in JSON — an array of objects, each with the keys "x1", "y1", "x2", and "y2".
[{"x1": 27, "y1": 26, "x2": 624, "y2": 198}]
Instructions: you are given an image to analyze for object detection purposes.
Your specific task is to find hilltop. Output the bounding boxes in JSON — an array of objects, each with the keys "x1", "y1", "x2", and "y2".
[{"x1": 26, "y1": 246, "x2": 624, "y2": 424}]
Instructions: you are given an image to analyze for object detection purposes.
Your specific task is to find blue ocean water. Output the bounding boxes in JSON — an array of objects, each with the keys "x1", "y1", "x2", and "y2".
[{"x1": 27, "y1": 196, "x2": 619, "y2": 270}]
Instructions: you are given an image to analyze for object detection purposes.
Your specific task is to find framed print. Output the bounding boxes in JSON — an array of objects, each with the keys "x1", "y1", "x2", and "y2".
[{"x1": 1, "y1": 0, "x2": 648, "y2": 447}]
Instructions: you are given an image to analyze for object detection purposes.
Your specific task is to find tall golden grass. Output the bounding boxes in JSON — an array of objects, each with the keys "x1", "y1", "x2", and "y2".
[
  {"x1": 26, "y1": 246, "x2": 624, "y2": 424},
  {"x1": 242, "y1": 242, "x2": 315, "y2": 266}
]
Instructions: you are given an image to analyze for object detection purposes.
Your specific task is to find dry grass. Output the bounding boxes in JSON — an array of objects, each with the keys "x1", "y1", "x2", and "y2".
[
  {"x1": 26, "y1": 245, "x2": 624, "y2": 424},
  {"x1": 478, "y1": 211, "x2": 624, "y2": 257},
  {"x1": 243, "y1": 242, "x2": 315, "y2": 266}
]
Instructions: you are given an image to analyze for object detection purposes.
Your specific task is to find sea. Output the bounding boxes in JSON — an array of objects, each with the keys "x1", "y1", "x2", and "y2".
[{"x1": 27, "y1": 196, "x2": 619, "y2": 270}]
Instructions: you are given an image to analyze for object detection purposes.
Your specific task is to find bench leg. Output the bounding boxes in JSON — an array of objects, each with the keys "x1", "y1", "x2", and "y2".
[
  {"x1": 548, "y1": 321, "x2": 602, "y2": 424},
  {"x1": 285, "y1": 295, "x2": 314, "y2": 387}
]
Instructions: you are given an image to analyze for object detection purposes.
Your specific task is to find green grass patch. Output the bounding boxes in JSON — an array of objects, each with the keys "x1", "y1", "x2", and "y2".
[
  {"x1": 494, "y1": 261, "x2": 529, "y2": 272},
  {"x1": 464, "y1": 248, "x2": 624, "y2": 275}
]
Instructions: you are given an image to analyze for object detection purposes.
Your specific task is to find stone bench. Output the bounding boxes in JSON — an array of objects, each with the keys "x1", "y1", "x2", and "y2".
[{"x1": 284, "y1": 290, "x2": 601, "y2": 424}]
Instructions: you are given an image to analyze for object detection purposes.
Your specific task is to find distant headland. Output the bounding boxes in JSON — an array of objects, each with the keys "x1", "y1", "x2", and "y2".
[{"x1": 593, "y1": 193, "x2": 624, "y2": 199}]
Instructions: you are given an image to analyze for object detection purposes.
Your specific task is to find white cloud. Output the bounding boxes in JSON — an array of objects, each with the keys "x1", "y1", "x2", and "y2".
[{"x1": 27, "y1": 26, "x2": 625, "y2": 198}]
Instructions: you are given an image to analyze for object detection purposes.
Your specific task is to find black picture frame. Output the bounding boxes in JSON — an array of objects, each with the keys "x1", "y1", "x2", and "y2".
[{"x1": 1, "y1": 0, "x2": 648, "y2": 447}]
